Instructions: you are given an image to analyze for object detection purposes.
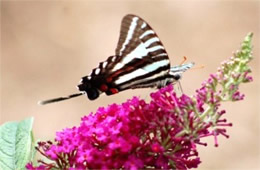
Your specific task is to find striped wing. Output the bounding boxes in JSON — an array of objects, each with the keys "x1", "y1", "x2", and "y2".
[
  {"x1": 80, "y1": 14, "x2": 171, "y2": 96},
  {"x1": 113, "y1": 14, "x2": 171, "y2": 90}
]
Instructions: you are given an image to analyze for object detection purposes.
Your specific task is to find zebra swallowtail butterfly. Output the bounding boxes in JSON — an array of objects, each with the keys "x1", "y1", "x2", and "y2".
[{"x1": 39, "y1": 14, "x2": 194, "y2": 105}]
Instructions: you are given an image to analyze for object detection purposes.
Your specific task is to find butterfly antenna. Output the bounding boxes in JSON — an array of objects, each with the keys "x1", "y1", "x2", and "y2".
[
  {"x1": 38, "y1": 92, "x2": 84, "y2": 105},
  {"x1": 180, "y1": 56, "x2": 187, "y2": 65}
]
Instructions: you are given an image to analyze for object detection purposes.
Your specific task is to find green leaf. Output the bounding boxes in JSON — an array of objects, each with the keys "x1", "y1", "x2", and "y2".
[{"x1": 0, "y1": 117, "x2": 34, "y2": 170}]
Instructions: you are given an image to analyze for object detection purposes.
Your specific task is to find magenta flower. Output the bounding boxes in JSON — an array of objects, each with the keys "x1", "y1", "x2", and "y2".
[{"x1": 27, "y1": 33, "x2": 253, "y2": 169}]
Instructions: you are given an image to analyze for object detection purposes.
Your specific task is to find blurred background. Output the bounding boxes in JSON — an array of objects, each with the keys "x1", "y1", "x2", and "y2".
[{"x1": 1, "y1": 1, "x2": 259, "y2": 169}]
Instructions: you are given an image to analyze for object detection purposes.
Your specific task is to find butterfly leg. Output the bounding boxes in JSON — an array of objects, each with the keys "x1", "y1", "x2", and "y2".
[{"x1": 173, "y1": 81, "x2": 184, "y2": 97}]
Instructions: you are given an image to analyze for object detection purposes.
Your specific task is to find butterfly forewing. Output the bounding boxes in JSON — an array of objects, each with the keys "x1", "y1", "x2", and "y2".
[
  {"x1": 111, "y1": 15, "x2": 171, "y2": 89},
  {"x1": 116, "y1": 15, "x2": 167, "y2": 57}
]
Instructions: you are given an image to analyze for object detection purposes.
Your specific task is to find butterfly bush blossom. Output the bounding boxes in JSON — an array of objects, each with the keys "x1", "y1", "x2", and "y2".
[{"x1": 27, "y1": 33, "x2": 253, "y2": 169}]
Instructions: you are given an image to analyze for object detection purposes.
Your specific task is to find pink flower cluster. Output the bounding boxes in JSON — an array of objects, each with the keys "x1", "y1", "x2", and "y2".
[{"x1": 27, "y1": 84, "x2": 233, "y2": 169}]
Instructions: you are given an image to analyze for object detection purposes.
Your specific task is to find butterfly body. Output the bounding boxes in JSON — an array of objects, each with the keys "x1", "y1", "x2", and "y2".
[{"x1": 39, "y1": 14, "x2": 194, "y2": 105}]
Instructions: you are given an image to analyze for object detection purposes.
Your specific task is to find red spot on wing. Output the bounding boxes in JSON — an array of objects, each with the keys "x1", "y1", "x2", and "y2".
[
  {"x1": 109, "y1": 88, "x2": 119, "y2": 94},
  {"x1": 100, "y1": 84, "x2": 108, "y2": 92}
]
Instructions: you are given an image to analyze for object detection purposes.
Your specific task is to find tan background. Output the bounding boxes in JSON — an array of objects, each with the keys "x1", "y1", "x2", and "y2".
[{"x1": 1, "y1": 1, "x2": 259, "y2": 169}]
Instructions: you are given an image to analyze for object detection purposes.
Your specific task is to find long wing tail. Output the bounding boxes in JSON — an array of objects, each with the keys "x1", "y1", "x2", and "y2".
[
  {"x1": 170, "y1": 62, "x2": 195, "y2": 73},
  {"x1": 38, "y1": 92, "x2": 83, "y2": 105}
]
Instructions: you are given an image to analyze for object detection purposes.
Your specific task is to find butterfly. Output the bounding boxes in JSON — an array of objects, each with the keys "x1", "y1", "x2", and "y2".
[{"x1": 39, "y1": 14, "x2": 194, "y2": 105}]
